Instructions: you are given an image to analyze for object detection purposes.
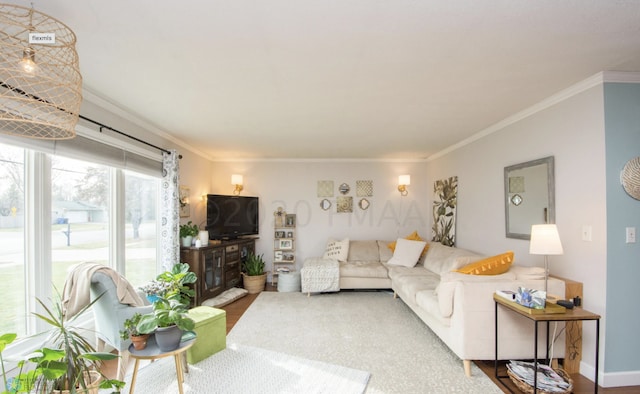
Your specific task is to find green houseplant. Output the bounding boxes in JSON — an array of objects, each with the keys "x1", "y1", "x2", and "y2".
[
  {"x1": 23, "y1": 293, "x2": 125, "y2": 393},
  {"x1": 179, "y1": 221, "x2": 199, "y2": 247},
  {"x1": 118, "y1": 313, "x2": 149, "y2": 351},
  {"x1": 136, "y1": 297, "x2": 195, "y2": 352},
  {"x1": 242, "y1": 253, "x2": 267, "y2": 294}
]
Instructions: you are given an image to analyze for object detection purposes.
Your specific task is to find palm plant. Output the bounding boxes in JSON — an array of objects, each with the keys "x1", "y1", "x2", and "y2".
[{"x1": 31, "y1": 292, "x2": 125, "y2": 393}]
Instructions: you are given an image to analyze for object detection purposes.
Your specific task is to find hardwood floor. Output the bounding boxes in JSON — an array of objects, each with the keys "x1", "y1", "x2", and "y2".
[{"x1": 222, "y1": 287, "x2": 640, "y2": 394}]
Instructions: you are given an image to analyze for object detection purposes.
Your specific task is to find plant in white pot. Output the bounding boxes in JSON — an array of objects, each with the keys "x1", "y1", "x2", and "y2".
[
  {"x1": 179, "y1": 221, "x2": 199, "y2": 247},
  {"x1": 242, "y1": 253, "x2": 267, "y2": 294}
]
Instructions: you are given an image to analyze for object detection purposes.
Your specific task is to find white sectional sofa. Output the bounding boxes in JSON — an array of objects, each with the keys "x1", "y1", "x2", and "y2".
[{"x1": 303, "y1": 239, "x2": 565, "y2": 377}]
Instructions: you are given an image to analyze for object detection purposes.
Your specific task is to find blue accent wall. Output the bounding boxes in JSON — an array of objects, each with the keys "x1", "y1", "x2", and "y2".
[{"x1": 604, "y1": 83, "x2": 640, "y2": 372}]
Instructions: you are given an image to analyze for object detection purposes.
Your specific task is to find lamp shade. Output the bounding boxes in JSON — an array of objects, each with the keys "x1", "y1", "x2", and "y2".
[
  {"x1": 0, "y1": 4, "x2": 82, "y2": 140},
  {"x1": 231, "y1": 174, "x2": 243, "y2": 185},
  {"x1": 529, "y1": 224, "x2": 563, "y2": 255},
  {"x1": 398, "y1": 175, "x2": 410, "y2": 185}
]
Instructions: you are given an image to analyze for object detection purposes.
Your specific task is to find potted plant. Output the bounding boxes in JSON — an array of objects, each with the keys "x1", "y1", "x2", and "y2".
[
  {"x1": 1, "y1": 333, "x2": 68, "y2": 394},
  {"x1": 119, "y1": 313, "x2": 149, "y2": 351},
  {"x1": 139, "y1": 263, "x2": 196, "y2": 306},
  {"x1": 136, "y1": 297, "x2": 195, "y2": 352},
  {"x1": 27, "y1": 293, "x2": 125, "y2": 393},
  {"x1": 179, "y1": 221, "x2": 199, "y2": 247},
  {"x1": 242, "y1": 253, "x2": 267, "y2": 294}
]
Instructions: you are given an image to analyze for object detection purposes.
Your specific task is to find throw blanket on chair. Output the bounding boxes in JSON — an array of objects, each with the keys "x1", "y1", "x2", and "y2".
[{"x1": 62, "y1": 262, "x2": 144, "y2": 318}]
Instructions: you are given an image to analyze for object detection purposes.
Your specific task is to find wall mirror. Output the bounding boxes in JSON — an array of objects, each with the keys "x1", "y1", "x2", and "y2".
[{"x1": 504, "y1": 156, "x2": 555, "y2": 240}]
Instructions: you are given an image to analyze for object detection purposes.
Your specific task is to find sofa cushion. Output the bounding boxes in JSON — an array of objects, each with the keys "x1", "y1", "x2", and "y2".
[
  {"x1": 454, "y1": 251, "x2": 514, "y2": 275},
  {"x1": 377, "y1": 241, "x2": 394, "y2": 263},
  {"x1": 387, "y1": 239, "x2": 428, "y2": 267},
  {"x1": 386, "y1": 264, "x2": 431, "y2": 280},
  {"x1": 415, "y1": 290, "x2": 451, "y2": 327},
  {"x1": 422, "y1": 242, "x2": 483, "y2": 276},
  {"x1": 387, "y1": 231, "x2": 429, "y2": 256},
  {"x1": 323, "y1": 238, "x2": 350, "y2": 261},
  {"x1": 347, "y1": 240, "x2": 381, "y2": 262},
  {"x1": 340, "y1": 261, "x2": 389, "y2": 279},
  {"x1": 392, "y1": 273, "x2": 440, "y2": 303}
]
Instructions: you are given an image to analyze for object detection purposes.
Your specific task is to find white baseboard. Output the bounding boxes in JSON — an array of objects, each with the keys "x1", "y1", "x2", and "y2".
[{"x1": 580, "y1": 361, "x2": 640, "y2": 388}]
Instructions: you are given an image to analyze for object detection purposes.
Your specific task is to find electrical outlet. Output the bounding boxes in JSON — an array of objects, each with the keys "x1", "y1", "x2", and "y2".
[
  {"x1": 626, "y1": 227, "x2": 636, "y2": 243},
  {"x1": 582, "y1": 225, "x2": 592, "y2": 242}
]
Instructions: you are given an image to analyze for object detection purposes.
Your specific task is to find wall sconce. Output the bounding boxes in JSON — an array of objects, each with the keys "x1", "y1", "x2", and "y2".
[
  {"x1": 232, "y1": 174, "x2": 244, "y2": 195},
  {"x1": 398, "y1": 175, "x2": 410, "y2": 196}
]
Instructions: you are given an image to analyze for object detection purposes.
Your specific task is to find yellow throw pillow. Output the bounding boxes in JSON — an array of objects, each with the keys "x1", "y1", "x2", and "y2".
[
  {"x1": 454, "y1": 251, "x2": 514, "y2": 275},
  {"x1": 388, "y1": 231, "x2": 429, "y2": 256}
]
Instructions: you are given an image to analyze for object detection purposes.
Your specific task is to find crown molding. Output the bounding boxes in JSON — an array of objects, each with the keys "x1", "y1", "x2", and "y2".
[{"x1": 81, "y1": 88, "x2": 212, "y2": 160}]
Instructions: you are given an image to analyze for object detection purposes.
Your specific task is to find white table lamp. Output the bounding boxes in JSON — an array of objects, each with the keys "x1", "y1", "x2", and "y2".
[{"x1": 529, "y1": 224, "x2": 564, "y2": 296}]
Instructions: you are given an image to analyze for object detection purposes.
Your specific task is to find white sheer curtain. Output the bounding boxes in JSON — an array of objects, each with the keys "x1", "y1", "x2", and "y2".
[{"x1": 161, "y1": 150, "x2": 180, "y2": 270}]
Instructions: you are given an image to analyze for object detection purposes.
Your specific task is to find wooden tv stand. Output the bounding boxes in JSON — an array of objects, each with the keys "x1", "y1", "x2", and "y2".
[{"x1": 180, "y1": 238, "x2": 256, "y2": 306}]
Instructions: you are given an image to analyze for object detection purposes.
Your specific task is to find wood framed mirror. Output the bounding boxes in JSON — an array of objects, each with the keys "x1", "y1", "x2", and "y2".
[{"x1": 504, "y1": 156, "x2": 555, "y2": 240}]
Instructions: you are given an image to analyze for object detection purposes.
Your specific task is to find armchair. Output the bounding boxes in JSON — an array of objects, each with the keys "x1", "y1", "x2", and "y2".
[{"x1": 90, "y1": 270, "x2": 152, "y2": 380}]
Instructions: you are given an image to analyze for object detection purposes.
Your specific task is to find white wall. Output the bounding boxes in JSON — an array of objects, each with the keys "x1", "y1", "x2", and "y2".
[
  {"x1": 426, "y1": 83, "x2": 608, "y2": 379},
  {"x1": 208, "y1": 160, "x2": 429, "y2": 278}
]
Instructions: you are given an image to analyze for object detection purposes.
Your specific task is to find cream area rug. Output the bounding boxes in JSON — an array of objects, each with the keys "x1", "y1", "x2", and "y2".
[
  {"x1": 113, "y1": 342, "x2": 369, "y2": 394},
  {"x1": 227, "y1": 291, "x2": 503, "y2": 394}
]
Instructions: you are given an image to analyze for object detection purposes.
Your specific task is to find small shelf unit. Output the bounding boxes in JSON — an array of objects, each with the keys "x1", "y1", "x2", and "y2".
[{"x1": 272, "y1": 210, "x2": 296, "y2": 285}]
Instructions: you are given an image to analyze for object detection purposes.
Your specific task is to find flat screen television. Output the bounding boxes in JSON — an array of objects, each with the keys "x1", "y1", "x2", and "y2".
[{"x1": 206, "y1": 194, "x2": 259, "y2": 240}]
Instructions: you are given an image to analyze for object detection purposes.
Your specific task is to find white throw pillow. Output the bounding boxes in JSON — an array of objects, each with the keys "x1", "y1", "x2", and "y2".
[
  {"x1": 323, "y1": 238, "x2": 350, "y2": 262},
  {"x1": 386, "y1": 238, "x2": 428, "y2": 268}
]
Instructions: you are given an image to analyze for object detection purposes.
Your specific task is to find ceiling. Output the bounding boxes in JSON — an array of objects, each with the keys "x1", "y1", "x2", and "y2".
[{"x1": 19, "y1": 0, "x2": 640, "y2": 160}]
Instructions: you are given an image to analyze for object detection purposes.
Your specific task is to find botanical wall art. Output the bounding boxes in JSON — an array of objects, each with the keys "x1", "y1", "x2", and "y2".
[
  {"x1": 431, "y1": 176, "x2": 458, "y2": 246},
  {"x1": 179, "y1": 186, "x2": 190, "y2": 217}
]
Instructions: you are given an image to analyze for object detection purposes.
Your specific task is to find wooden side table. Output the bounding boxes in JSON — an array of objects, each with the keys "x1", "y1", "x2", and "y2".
[
  {"x1": 493, "y1": 295, "x2": 601, "y2": 393},
  {"x1": 128, "y1": 335, "x2": 196, "y2": 394}
]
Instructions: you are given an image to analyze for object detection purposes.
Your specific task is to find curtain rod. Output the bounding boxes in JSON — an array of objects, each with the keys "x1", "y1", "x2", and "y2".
[
  {"x1": 1, "y1": 79, "x2": 180, "y2": 158},
  {"x1": 78, "y1": 114, "x2": 181, "y2": 158}
]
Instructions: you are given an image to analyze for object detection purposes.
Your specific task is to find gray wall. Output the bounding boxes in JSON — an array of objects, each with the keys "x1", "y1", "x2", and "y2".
[{"x1": 604, "y1": 82, "x2": 640, "y2": 374}]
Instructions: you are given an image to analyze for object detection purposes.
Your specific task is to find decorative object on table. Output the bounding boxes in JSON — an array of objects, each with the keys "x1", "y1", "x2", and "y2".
[
  {"x1": 274, "y1": 207, "x2": 286, "y2": 227},
  {"x1": 0, "y1": 3, "x2": 82, "y2": 140},
  {"x1": 529, "y1": 224, "x2": 564, "y2": 296},
  {"x1": 242, "y1": 252, "x2": 267, "y2": 294},
  {"x1": 506, "y1": 360, "x2": 573, "y2": 394},
  {"x1": 620, "y1": 156, "x2": 640, "y2": 200},
  {"x1": 179, "y1": 220, "x2": 199, "y2": 247},
  {"x1": 515, "y1": 287, "x2": 546, "y2": 309},
  {"x1": 136, "y1": 263, "x2": 198, "y2": 351},
  {"x1": 356, "y1": 180, "x2": 373, "y2": 197},
  {"x1": 136, "y1": 296, "x2": 196, "y2": 352},
  {"x1": 337, "y1": 196, "x2": 353, "y2": 213},
  {"x1": 179, "y1": 186, "x2": 190, "y2": 217},
  {"x1": 432, "y1": 176, "x2": 458, "y2": 246},
  {"x1": 119, "y1": 313, "x2": 150, "y2": 350},
  {"x1": 317, "y1": 180, "x2": 334, "y2": 197}
]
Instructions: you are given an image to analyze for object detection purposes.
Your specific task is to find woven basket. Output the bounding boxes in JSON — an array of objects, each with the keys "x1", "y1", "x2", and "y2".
[{"x1": 507, "y1": 367, "x2": 573, "y2": 394}]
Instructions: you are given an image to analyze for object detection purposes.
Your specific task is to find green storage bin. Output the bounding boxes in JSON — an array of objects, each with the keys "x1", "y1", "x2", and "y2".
[{"x1": 185, "y1": 306, "x2": 227, "y2": 364}]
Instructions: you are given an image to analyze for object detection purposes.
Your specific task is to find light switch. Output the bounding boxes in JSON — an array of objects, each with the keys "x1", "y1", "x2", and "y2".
[
  {"x1": 582, "y1": 225, "x2": 592, "y2": 242},
  {"x1": 626, "y1": 227, "x2": 636, "y2": 243}
]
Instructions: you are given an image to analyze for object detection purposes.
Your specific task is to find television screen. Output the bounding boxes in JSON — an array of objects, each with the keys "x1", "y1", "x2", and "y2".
[{"x1": 206, "y1": 194, "x2": 259, "y2": 240}]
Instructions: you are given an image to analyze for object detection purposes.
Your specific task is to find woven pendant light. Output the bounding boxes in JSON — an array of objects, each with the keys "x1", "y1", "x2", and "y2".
[{"x1": 0, "y1": 3, "x2": 82, "y2": 140}]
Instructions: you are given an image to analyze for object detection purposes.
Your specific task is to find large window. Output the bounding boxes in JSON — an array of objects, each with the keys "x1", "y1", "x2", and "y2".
[
  {"x1": 0, "y1": 143, "x2": 25, "y2": 335},
  {"x1": 0, "y1": 137, "x2": 161, "y2": 337}
]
